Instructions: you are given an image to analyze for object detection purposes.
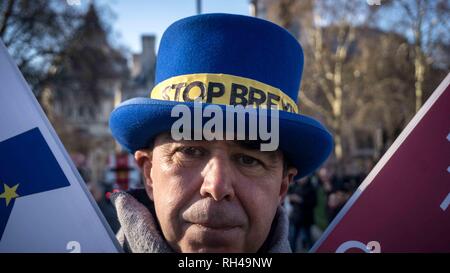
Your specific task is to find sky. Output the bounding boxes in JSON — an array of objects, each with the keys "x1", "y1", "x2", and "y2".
[
  {"x1": 69, "y1": 0, "x2": 413, "y2": 56},
  {"x1": 91, "y1": 0, "x2": 251, "y2": 54}
]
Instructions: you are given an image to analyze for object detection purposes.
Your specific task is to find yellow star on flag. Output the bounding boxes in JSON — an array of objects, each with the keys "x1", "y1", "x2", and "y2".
[{"x1": 0, "y1": 183, "x2": 20, "y2": 206}]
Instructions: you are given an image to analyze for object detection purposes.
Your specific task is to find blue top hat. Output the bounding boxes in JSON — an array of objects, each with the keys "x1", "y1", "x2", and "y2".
[{"x1": 109, "y1": 13, "x2": 333, "y2": 178}]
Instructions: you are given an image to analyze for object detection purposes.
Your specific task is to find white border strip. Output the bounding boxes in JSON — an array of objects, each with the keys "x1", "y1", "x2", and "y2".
[{"x1": 310, "y1": 73, "x2": 450, "y2": 252}]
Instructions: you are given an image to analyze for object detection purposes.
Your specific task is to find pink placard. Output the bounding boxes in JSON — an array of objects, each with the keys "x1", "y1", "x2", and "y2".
[{"x1": 312, "y1": 75, "x2": 450, "y2": 253}]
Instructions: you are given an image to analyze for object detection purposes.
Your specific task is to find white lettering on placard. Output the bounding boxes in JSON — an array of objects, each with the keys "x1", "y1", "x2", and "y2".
[
  {"x1": 442, "y1": 133, "x2": 450, "y2": 211},
  {"x1": 66, "y1": 241, "x2": 81, "y2": 253},
  {"x1": 336, "y1": 240, "x2": 381, "y2": 253},
  {"x1": 440, "y1": 193, "x2": 450, "y2": 211}
]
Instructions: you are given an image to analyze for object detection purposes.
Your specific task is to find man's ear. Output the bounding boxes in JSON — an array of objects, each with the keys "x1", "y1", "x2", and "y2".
[
  {"x1": 135, "y1": 149, "x2": 154, "y2": 201},
  {"x1": 279, "y1": 167, "x2": 297, "y2": 203}
]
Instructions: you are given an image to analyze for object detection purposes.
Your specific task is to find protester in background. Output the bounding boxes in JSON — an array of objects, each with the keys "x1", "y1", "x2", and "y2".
[
  {"x1": 317, "y1": 167, "x2": 346, "y2": 223},
  {"x1": 288, "y1": 177, "x2": 317, "y2": 252}
]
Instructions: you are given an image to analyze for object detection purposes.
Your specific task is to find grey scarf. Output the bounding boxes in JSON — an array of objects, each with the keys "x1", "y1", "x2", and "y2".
[{"x1": 111, "y1": 189, "x2": 292, "y2": 253}]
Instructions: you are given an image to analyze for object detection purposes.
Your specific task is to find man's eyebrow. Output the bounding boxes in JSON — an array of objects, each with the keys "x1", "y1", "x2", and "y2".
[
  {"x1": 232, "y1": 140, "x2": 282, "y2": 162},
  {"x1": 235, "y1": 140, "x2": 261, "y2": 150},
  {"x1": 157, "y1": 135, "x2": 282, "y2": 161}
]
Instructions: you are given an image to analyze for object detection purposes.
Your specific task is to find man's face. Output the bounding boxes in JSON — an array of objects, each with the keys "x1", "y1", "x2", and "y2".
[{"x1": 135, "y1": 133, "x2": 297, "y2": 253}]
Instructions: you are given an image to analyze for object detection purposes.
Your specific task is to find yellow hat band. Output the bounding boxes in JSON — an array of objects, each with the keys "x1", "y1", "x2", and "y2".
[{"x1": 149, "y1": 73, "x2": 298, "y2": 114}]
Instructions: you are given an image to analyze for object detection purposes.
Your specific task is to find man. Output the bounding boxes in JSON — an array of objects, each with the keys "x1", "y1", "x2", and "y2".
[{"x1": 109, "y1": 13, "x2": 333, "y2": 253}]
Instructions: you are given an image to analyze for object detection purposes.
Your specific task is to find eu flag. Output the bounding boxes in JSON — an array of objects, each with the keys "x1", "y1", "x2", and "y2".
[{"x1": 0, "y1": 127, "x2": 70, "y2": 240}]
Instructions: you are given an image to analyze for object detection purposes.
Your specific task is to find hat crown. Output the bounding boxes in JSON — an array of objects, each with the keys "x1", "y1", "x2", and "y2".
[{"x1": 155, "y1": 13, "x2": 304, "y2": 103}]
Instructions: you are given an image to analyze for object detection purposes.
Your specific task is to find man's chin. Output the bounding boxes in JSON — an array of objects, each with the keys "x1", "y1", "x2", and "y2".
[
  {"x1": 191, "y1": 246, "x2": 241, "y2": 253},
  {"x1": 181, "y1": 224, "x2": 245, "y2": 253},
  {"x1": 183, "y1": 242, "x2": 245, "y2": 253}
]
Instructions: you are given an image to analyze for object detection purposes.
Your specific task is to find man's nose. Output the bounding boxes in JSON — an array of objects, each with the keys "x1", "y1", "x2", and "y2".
[{"x1": 200, "y1": 156, "x2": 235, "y2": 201}]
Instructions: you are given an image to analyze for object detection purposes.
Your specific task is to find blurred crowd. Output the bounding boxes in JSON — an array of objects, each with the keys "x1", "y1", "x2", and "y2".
[{"x1": 285, "y1": 166, "x2": 370, "y2": 252}]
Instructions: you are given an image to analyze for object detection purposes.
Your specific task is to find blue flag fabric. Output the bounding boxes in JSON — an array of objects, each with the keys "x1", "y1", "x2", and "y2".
[{"x1": 0, "y1": 127, "x2": 70, "y2": 240}]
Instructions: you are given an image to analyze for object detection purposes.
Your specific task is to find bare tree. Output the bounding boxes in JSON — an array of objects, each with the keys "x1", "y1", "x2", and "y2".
[
  {"x1": 0, "y1": 0, "x2": 82, "y2": 94},
  {"x1": 386, "y1": 0, "x2": 450, "y2": 112},
  {"x1": 298, "y1": 0, "x2": 372, "y2": 170},
  {"x1": 266, "y1": 0, "x2": 443, "y2": 175}
]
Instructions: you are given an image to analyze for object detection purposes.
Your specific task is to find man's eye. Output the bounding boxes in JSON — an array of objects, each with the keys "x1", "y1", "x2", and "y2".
[
  {"x1": 236, "y1": 154, "x2": 261, "y2": 167},
  {"x1": 178, "y1": 146, "x2": 204, "y2": 157}
]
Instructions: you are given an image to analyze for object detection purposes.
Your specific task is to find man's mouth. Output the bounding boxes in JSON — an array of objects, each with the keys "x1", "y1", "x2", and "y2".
[
  {"x1": 182, "y1": 201, "x2": 247, "y2": 232},
  {"x1": 190, "y1": 221, "x2": 239, "y2": 231}
]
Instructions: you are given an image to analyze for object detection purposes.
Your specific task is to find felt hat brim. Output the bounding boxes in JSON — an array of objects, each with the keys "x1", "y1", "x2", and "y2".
[{"x1": 109, "y1": 98, "x2": 333, "y2": 179}]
